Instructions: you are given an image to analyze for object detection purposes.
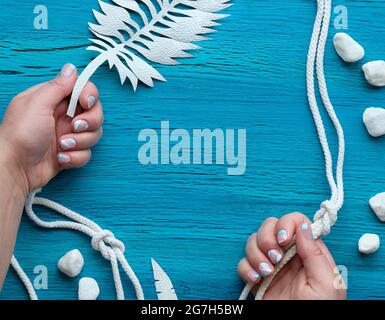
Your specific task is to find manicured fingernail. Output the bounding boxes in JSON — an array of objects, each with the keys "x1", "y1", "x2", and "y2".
[
  {"x1": 74, "y1": 119, "x2": 89, "y2": 132},
  {"x1": 301, "y1": 222, "x2": 309, "y2": 231},
  {"x1": 57, "y1": 153, "x2": 71, "y2": 163},
  {"x1": 301, "y1": 222, "x2": 313, "y2": 240},
  {"x1": 259, "y1": 262, "x2": 273, "y2": 277},
  {"x1": 277, "y1": 229, "x2": 288, "y2": 244},
  {"x1": 87, "y1": 96, "x2": 96, "y2": 109},
  {"x1": 60, "y1": 137, "x2": 77, "y2": 150},
  {"x1": 267, "y1": 249, "x2": 282, "y2": 264},
  {"x1": 61, "y1": 63, "x2": 76, "y2": 77},
  {"x1": 247, "y1": 270, "x2": 260, "y2": 283}
]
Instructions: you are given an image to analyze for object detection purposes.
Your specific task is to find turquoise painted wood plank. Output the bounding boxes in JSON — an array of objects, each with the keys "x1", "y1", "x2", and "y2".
[{"x1": 1, "y1": 0, "x2": 385, "y2": 300}]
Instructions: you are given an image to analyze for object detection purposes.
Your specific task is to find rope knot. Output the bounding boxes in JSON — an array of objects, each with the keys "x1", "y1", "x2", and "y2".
[
  {"x1": 91, "y1": 229, "x2": 125, "y2": 260},
  {"x1": 313, "y1": 200, "x2": 338, "y2": 237}
]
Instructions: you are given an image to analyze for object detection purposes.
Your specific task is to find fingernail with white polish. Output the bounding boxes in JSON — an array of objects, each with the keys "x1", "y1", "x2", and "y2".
[
  {"x1": 301, "y1": 222, "x2": 313, "y2": 240},
  {"x1": 267, "y1": 249, "x2": 282, "y2": 264},
  {"x1": 87, "y1": 96, "x2": 96, "y2": 109},
  {"x1": 74, "y1": 119, "x2": 89, "y2": 132},
  {"x1": 60, "y1": 137, "x2": 76, "y2": 150},
  {"x1": 61, "y1": 63, "x2": 76, "y2": 77},
  {"x1": 259, "y1": 262, "x2": 273, "y2": 277},
  {"x1": 247, "y1": 270, "x2": 260, "y2": 283},
  {"x1": 57, "y1": 153, "x2": 71, "y2": 163},
  {"x1": 277, "y1": 229, "x2": 288, "y2": 244}
]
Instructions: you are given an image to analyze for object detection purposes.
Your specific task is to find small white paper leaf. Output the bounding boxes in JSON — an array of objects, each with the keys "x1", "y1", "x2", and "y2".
[
  {"x1": 67, "y1": 0, "x2": 231, "y2": 117},
  {"x1": 89, "y1": 38, "x2": 113, "y2": 51},
  {"x1": 98, "y1": 1, "x2": 139, "y2": 32},
  {"x1": 87, "y1": 45, "x2": 105, "y2": 54},
  {"x1": 154, "y1": 17, "x2": 215, "y2": 43},
  {"x1": 119, "y1": 49, "x2": 165, "y2": 82},
  {"x1": 151, "y1": 258, "x2": 178, "y2": 300},
  {"x1": 89, "y1": 22, "x2": 125, "y2": 42},
  {"x1": 128, "y1": 35, "x2": 198, "y2": 65},
  {"x1": 112, "y1": 0, "x2": 149, "y2": 25},
  {"x1": 92, "y1": 11, "x2": 133, "y2": 38},
  {"x1": 109, "y1": 54, "x2": 138, "y2": 89}
]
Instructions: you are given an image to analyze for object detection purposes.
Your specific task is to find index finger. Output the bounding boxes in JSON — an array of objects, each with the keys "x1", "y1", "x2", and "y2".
[
  {"x1": 274, "y1": 212, "x2": 309, "y2": 247},
  {"x1": 275, "y1": 212, "x2": 336, "y2": 270}
]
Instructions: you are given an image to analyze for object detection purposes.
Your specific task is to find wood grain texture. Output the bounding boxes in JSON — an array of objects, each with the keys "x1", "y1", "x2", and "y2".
[{"x1": 1, "y1": 0, "x2": 385, "y2": 300}]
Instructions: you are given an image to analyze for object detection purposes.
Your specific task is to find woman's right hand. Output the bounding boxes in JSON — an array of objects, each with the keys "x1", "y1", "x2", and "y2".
[{"x1": 238, "y1": 212, "x2": 346, "y2": 300}]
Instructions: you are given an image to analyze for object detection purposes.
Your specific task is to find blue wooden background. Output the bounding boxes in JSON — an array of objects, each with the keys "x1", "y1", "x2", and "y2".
[{"x1": 1, "y1": 0, "x2": 385, "y2": 300}]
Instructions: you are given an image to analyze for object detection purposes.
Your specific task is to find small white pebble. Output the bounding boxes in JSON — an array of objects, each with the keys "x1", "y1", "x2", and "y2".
[
  {"x1": 369, "y1": 192, "x2": 385, "y2": 222},
  {"x1": 78, "y1": 277, "x2": 100, "y2": 300},
  {"x1": 363, "y1": 107, "x2": 385, "y2": 138},
  {"x1": 333, "y1": 32, "x2": 365, "y2": 63},
  {"x1": 358, "y1": 233, "x2": 380, "y2": 254},
  {"x1": 362, "y1": 60, "x2": 385, "y2": 87},
  {"x1": 57, "y1": 249, "x2": 84, "y2": 278}
]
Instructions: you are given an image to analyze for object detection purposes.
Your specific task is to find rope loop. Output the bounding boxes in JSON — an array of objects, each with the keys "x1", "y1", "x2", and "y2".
[{"x1": 91, "y1": 229, "x2": 126, "y2": 260}]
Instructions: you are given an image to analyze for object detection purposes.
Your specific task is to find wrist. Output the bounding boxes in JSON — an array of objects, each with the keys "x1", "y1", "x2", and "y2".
[{"x1": 0, "y1": 130, "x2": 29, "y2": 197}]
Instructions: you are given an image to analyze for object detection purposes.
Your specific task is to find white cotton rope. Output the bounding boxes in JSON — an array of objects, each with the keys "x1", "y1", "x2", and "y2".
[
  {"x1": 239, "y1": 0, "x2": 345, "y2": 300},
  {"x1": 11, "y1": 189, "x2": 144, "y2": 300},
  {"x1": 10, "y1": 256, "x2": 38, "y2": 300}
]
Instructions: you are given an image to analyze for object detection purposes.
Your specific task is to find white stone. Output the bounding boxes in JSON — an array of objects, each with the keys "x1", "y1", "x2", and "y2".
[
  {"x1": 363, "y1": 107, "x2": 385, "y2": 138},
  {"x1": 78, "y1": 277, "x2": 100, "y2": 300},
  {"x1": 369, "y1": 192, "x2": 385, "y2": 222},
  {"x1": 358, "y1": 233, "x2": 380, "y2": 254},
  {"x1": 362, "y1": 60, "x2": 385, "y2": 87},
  {"x1": 333, "y1": 33, "x2": 365, "y2": 63},
  {"x1": 57, "y1": 249, "x2": 84, "y2": 278}
]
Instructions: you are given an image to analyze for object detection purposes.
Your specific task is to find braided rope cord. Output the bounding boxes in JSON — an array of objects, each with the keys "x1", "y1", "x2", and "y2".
[
  {"x1": 240, "y1": 0, "x2": 345, "y2": 300},
  {"x1": 11, "y1": 190, "x2": 144, "y2": 300}
]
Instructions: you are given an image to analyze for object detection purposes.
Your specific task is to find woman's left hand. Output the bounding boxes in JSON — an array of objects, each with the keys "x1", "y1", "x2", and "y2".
[{"x1": 0, "y1": 63, "x2": 104, "y2": 193}]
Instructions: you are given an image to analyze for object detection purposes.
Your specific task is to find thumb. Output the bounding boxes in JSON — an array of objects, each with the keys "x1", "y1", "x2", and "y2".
[
  {"x1": 33, "y1": 64, "x2": 78, "y2": 110},
  {"x1": 296, "y1": 220, "x2": 333, "y2": 284}
]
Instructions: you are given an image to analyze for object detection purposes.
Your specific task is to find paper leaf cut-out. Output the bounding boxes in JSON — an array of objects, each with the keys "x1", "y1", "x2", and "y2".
[
  {"x1": 67, "y1": 0, "x2": 232, "y2": 117},
  {"x1": 151, "y1": 258, "x2": 178, "y2": 300}
]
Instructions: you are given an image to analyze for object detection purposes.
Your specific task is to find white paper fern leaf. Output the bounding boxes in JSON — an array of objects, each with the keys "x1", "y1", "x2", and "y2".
[
  {"x1": 151, "y1": 258, "x2": 178, "y2": 300},
  {"x1": 67, "y1": 0, "x2": 232, "y2": 117}
]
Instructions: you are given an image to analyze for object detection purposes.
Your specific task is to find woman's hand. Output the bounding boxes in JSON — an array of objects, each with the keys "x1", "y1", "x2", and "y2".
[
  {"x1": 238, "y1": 212, "x2": 346, "y2": 300},
  {"x1": 0, "y1": 63, "x2": 103, "y2": 193}
]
